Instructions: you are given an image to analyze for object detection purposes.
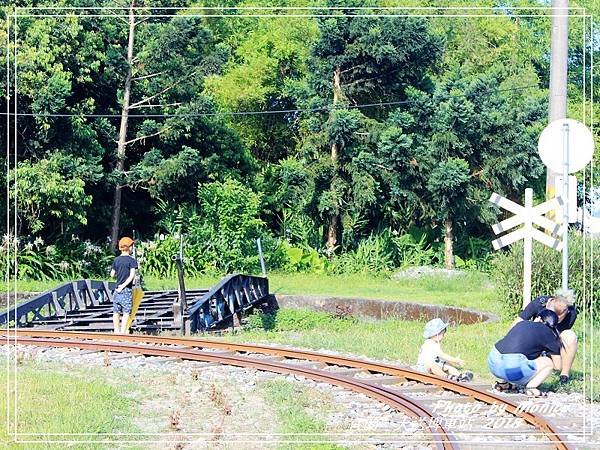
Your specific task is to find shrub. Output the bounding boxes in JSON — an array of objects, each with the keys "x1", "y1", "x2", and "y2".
[
  {"x1": 3, "y1": 235, "x2": 112, "y2": 281},
  {"x1": 330, "y1": 232, "x2": 395, "y2": 275},
  {"x1": 188, "y1": 179, "x2": 268, "y2": 273},
  {"x1": 391, "y1": 230, "x2": 437, "y2": 268},
  {"x1": 277, "y1": 240, "x2": 329, "y2": 273},
  {"x1": 142, "y1": 180, "x2": 285, "y2": 277},
  {"x1": 490, "y1": 231, "x2": 600, "y2": 319},
  {"x1": 461, "y1": 236, "x2": 493, "y2": 272},
  {"x1": 136, "y1": 238, "x2": 176, "y2": 278}
]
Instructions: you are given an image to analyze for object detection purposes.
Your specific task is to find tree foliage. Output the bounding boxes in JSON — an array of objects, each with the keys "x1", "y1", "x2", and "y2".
[{"x1": 2, "y1": 1, "x2": 596, "y2": 275}]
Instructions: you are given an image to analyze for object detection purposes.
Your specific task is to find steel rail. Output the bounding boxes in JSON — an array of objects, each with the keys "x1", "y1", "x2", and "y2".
[
  {"x1": 8, "y1": 330, "x2": 572, "y2": 450},
  {"x1": 3, "y1": 334, "x2": 456, "y2": 450},
  {"x1": 1, "y1": 333, "x2": 458, "y2": 450}
]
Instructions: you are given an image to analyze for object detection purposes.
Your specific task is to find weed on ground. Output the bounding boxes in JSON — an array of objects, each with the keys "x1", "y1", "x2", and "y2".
[
  {"x1": 260, "y1": 379, "x2": 342, "y2": 450},
  {"x1": 231, "y1": 307, "x2": 599, "y2": 401},
  {"x1": 0, "y1": 359, "x2": 140, "y2": 449}
]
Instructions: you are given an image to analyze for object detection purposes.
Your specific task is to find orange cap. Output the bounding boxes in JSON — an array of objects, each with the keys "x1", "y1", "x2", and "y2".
[{"x1": 118, "y1": 237, "x2": 135, "y2": 250}]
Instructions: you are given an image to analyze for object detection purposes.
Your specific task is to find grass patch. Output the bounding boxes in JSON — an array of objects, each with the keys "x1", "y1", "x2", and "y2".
[
  {"x1": 175, "y1": 271, "x2": 499, "y2": 314},
  {"x1": 7, "y1": 271, "x2": 499, "y2": 314},
  {"x1": 246, "y1": 308, "x2": 358, "y2": 332},
  {"x1": 261, "y1": 379, "x2": 342, "y2": 450},
  {"x1": 5, "y1": 272, "x2": 598, "y2": 401},
  {"x1": 234, "y1": 308, "x2": 599, "y2": 401},
  {"x1": 0, "y1": 360, "x2": 141, "y2": 449},
  {"x1": 239, "y1": 309, "x2": 503, "y2": 380}
]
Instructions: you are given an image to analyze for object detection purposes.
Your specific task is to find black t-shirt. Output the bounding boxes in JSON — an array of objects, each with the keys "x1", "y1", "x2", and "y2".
[
  {"x1": 495, "y1": 321, "x2": 561, "y2": 360},
  {"x1": 519, "y1": 295, "x2": 577, "y2": 333},
  {"x1": 111, "y1": 255, "x2": 138, "y2": 288}
]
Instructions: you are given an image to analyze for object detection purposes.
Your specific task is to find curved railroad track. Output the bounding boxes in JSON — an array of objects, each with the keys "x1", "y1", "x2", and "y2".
[{"x1": 4, "y1": 330, "x2": 575, "y2": 450}]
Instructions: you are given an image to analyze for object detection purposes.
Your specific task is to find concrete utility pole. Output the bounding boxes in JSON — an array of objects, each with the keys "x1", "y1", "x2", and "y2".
[{"x1": 547, "y1": 0, "x2": 569, "y2": 203}]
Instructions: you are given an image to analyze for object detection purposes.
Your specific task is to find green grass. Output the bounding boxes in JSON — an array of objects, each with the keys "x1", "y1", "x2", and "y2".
[
  {"x1": 166, "y1": 271, "x2": 499, "y2": 313},
  {"x1": 235, "y1": 309, "x2": 505, "y2": 381},
  {"x1": 260, "y1": 379, "x2": 343, "y2": 450},
  {"x1": 231, "y1": 307, "x2": 600, "y2": 401},
  {"x1": 3, "y1": 279, "x2": 62, "y2": 294},
  {"x1": 8, "y1": 271, "x2": 499, "y2": 313},
  {"x1": 5, "y1": 272, "x2": 598, "y2": 401},
  {"x1": 0, "y1": 360, "x2": 141, "y2": 449},
  {"x1": 266, "y1": 272, "x2": 500, "y2": 313}
]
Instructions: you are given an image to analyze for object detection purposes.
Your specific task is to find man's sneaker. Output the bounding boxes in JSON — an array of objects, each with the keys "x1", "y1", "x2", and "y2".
[{"x1": 559, "y1": 375, "x2": 570, "y2": 384}]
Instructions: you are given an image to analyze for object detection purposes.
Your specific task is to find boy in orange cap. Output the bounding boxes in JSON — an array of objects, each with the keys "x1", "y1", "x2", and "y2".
[{"x1": 110, "y1": 237, "x2": 138, "y2": 334}]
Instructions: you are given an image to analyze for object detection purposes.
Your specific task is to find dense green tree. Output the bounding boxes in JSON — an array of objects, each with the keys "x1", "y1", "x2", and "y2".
[
  {"x1": 12, "y1": 153, "x2": 92, "y2": 235},
  {"x1": 3, "y1": 1, "x2": 253, "y2": 243},
  {"x1": 1, "y1": 0, "x2": 591, "y2": 276},
  {"x1": 4, "y1": 5, "x2": 111, "y2": 236},
  {"x1": 299, "y1": 2, "x2": 444, "y2": 254},
  {"x1": 107, "y1": 4, "x2": 228, "y2": 248},
  {"x1": 374, "y1": 107, "x2": 433, "y2": 231},
  {"x1": 259, "y1": 157, "x2": 319, "y2": 246},
  {"x1": 405, "y1": 69, "x2": 546, "y2": 267},
  {"x1": 205, "y1": 16, "x2": 317, "y2": 163}
]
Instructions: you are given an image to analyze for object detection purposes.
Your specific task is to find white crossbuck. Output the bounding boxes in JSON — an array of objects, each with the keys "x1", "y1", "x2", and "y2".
[
  {"x1": 489, "y1": 192, "x2": 564, "y2": 250},
  {"x1": 489, "y1": 188, "x2": 564, "y2": 307}
]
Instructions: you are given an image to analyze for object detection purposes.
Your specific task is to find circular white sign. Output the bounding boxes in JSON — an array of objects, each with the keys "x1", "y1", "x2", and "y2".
[{"x1": 538, "y1": 118, "x2": 595, "y2": 174}]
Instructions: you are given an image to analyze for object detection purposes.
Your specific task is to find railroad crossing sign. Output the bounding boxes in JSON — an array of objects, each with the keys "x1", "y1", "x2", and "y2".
[
  {"x1": 538, "y1": 118, "x2": 595, "y2": 292},
  {"x1": 538, "y1": 118, "x2": 594, "y2": 174},
  {"x1": 490, "y1": 188, "x2": 563, "y2": 307}
]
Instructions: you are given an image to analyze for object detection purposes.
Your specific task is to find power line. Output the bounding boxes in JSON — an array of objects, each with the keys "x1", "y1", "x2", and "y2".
[
  {"x1": 18, "y1": 6, "x2": 586, "y2": 10},
  {"x1": 0, "y1": 84, "x2": 540, "y2": 120}
]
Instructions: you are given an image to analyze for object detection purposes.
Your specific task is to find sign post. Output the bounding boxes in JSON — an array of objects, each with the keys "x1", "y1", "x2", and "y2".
[
  {"x1": 538, "y1": 118, "x2": 595, "y2": 293},
  {"x1": 561, "y1": 123, "x2": 569, "y2": 290},
  {"x1": 523, "y1": 189, "x2": 533, "y2": 306}
]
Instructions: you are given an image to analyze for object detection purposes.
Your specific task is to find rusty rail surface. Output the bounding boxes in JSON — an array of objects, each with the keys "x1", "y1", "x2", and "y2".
[
  {"x1": 7, "y1": 330, "x2": 574, "y2": 450},
  {"x1": 4, "y1": 332, "x2": 456, "y2": 450}
]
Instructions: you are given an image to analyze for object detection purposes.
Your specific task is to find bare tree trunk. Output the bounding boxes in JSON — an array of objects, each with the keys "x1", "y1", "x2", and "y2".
[
  {"x1": 326, "y1": 67, "x2": 342, "y2": 257},
  {"x1": 444, "y1": 218, "x2": 454, "y2": 269},
  {"x1": 110, "y1": 3, "x2": 136, "y2": 250}
]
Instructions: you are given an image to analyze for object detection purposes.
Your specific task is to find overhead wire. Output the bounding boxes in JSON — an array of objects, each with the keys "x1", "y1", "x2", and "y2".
[{"x1": 0, "y1": 84, "x2": 540, "y2": 119}]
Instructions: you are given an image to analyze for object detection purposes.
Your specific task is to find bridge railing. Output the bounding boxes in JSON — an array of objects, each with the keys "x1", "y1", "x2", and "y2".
[
  {"x1": 188, "y1": 274, "x2": 269, "y2": 333},
  {"x1": 0, "y1": 279, "x2": 115, "y2": 327}
]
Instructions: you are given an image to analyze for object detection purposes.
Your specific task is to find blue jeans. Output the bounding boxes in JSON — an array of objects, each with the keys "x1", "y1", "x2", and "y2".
[{"x1": 487, "y1": 346, "x2": 537, "y2": 386}]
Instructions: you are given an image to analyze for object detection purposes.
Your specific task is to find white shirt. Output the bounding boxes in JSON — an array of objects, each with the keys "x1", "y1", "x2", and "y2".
[{"x1": 415, "y1": 339, "x2": 441, "y2": 371}]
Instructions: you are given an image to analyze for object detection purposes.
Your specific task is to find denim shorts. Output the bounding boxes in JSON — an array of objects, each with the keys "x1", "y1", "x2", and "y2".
[
  {"x1": 487, "y1": 346, "x2": 537, "y2": 386},
  {"x1": 113, "y1": 288, "x2": 133, "y2": 314}
]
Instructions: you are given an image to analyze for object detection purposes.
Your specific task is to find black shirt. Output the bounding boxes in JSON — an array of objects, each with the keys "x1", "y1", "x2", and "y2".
[
  {"x1": 111, "y1": 255, "x2": 138, "y2": 288},
  {"x1": 495, "y1": 321, "x2": 561, "y2": 360},
  {"x1": 519, "y1": 296, "x2": 577, "y2": 333}
]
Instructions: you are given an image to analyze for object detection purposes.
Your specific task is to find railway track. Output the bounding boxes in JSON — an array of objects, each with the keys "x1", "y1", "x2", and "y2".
[{"x1": 4, "y1": 330, "x2": 576, "y2": 449}]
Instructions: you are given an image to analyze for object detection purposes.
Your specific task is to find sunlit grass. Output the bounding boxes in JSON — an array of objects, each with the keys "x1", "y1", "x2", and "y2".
[
  {"x1": 260, "y1": 379, "x2": 343, "y2": 450},
  {"x1": 230, "y1": 311, "x2": 504, "y2": 381},
  {"x1": 0, "y1": 360, "x2": 141, "y2": 449},
  {"x1": 227, "y1": 308, "x2": 599, "y2": 401},
  {"x1": 143, "y1": 270, "x2": 500, "y2": 314}
]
